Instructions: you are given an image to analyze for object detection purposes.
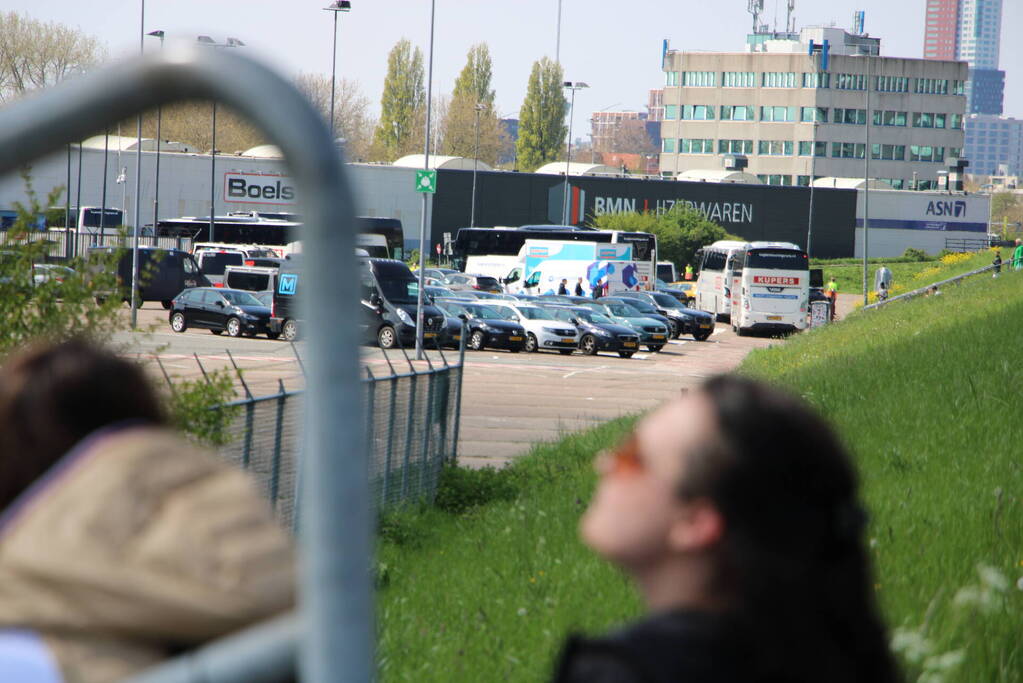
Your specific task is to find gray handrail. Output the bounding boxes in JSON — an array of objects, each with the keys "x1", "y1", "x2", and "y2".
[
  {"x1": 860, "y1": 262, "x2": 998, "y2": 311},
  {"x1": 0, "y1": 46, "x2": 370, "y2": 682}
]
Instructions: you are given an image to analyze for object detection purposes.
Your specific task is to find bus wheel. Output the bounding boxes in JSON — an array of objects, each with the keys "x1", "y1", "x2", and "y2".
[{"x1": 282, "y1": 320, "x2": 298, "y2": 342}]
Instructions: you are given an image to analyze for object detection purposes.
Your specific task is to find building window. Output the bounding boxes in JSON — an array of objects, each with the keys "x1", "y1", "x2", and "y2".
[
  {"x1": 912, "y1": 112, "x2": 948, "y2": 128},
  {"x1": 719, "y1": 139, "x2": 753, "y2": 154},
  {"x1": 679, "y1": 138, "x2": 714, "y2": 154},
  {"x1": 832, "y1": 142, "x2": 866, "y2": 159},
  {"x1": 834, "y1": 73, "x2": 867, "y2": 90},
  {"x1": 948, "y1": 147, "x2": 962, "y2": 160},
  {"x1": 871, "y1": 144, "x2": 906, "y2": 161},
  {"x1": 877, "y1": 178, "x2": 905, "y2": 189},
  {"x1": 722, "y1": 71, "x2": 756, "y2": 88},
  {"x1": 664, "y1": 105, "x2": 678, "y2": 120},
  {"x1": 758, "y1": 140, "x2": 794, "y2": 156},
  {"x1": 802, "y1": 72, "x2": 830, "y2": 88},
  {"x1": 762, "y1": 71, "x2": 797, "y2": 88},
  {"x1": 833, "y1": 108, "x2": 867, "y2": 125},
  {"x1": 909, "y1": 145, "x2": 945, "y2": 162},
  {"x1": 756, "y1": 174, "x2": 793, "y2": 185},
  {"x1": 800, "y1": 106, "x2": 828, "y2": 122},
  {"x1": 681, "y1": 104, "x2": 715, "y2": 120},
  {"x1": 720, "y1": 105, "x2": 754, "y2": 121},
  {"x1": 952, "y1": 80, "x2": 966, "y2": 95},
  {"x1": 662, "y1": 138, "x2": 676, "y2": 153},
  {"x1": 798, "y1": 141, "x2": 827, "y2": 157},
  {"x1": 914, "y1": 78, "x2": 949, "y2": 94},
  {"x1": 665, "y1": 71, "x2": 680, "y2": 86},
  {"x1": 682, "y1": 71, "x2": 716, "y2": 87},
  {"x1": 760, "y1": 106, "x2": 797, "y2": 122},
  {"x1": 875, "y1": 76, "x2": 910, "y2": 93},
  {"x1": 873, "y1": 110, "x2": 908, "y2": 126}
]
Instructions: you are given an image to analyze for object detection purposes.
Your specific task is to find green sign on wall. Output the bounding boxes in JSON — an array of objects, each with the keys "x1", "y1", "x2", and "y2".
[{"x1": 415, "y1": 169, "x2": 438, "y2": 194}]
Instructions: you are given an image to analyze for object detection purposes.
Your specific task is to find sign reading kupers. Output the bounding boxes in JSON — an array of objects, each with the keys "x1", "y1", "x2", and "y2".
[{"x1": 753, "y1": 275, "x2": 800, "y2": 285}]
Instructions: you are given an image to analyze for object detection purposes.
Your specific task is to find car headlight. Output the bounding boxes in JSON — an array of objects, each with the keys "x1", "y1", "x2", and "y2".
[
  {"x1": 594, "y1": 328, "x2": 612, "y2": 337},
  {"x1": 541, "y1": 326, "x2": 559, "y2": 334},
  {"x1": 480, "y1": 324, "x2": 499, "y2": 333},
  {"x1": 238, "y1": 310, "x2": 257, "y2": 320},
  {"x1": 396, "y1": 308, "x2": 414, "y2": 326}
]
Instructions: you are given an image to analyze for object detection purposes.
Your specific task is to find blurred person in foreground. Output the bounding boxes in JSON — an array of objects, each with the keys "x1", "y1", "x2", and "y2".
[
  {"x1": 555, "y1": 374, "x2": 899, "y2": 683},
  {"x1": 0, "y1": 339, "x2": 294, "y2": 683}
]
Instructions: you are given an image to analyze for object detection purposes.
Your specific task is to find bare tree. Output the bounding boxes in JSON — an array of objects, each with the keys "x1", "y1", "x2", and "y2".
[
  {"x1": 0, "y1": 11, "x2": 104, "y2": 103},
  {"x1": 294, "y1": 73, "x2": 374, "y2": 161},
  {"x1": 610, "y1": 119, "x2": 655, "y2": 155}
]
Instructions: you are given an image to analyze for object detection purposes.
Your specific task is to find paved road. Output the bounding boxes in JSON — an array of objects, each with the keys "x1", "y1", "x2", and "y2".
[{"x1": 120, "y1": 303, "x2": 779, "y2": 468}]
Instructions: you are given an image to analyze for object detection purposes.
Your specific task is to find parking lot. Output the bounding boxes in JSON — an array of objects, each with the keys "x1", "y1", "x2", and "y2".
[{"x1": 120, "y1": 301, "x2": 783, "y2": 468}]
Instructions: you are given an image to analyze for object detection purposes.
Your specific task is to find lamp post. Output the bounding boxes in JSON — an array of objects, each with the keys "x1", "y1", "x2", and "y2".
[
  {"x1": 470, "y1": 102, "x2": 484, "y2": 227},
  {"x1": 197, "y1": 35, "x2": 245, "y2": 243},
  {"x1": 556, "y1": 0, "x2": 563, "y2": 64},
  {"x1": 147, "y1": 30, "x2": 164, "y2": 236},
  {"x1": 415, "y1": 0, "x2": 436, "y2": 360},
  {"x1": 323, "y1": 1, "x2": 352, "y2": 139},
  {"x1": 562, "y1": 81, "x2": 588, "y2": 225}
]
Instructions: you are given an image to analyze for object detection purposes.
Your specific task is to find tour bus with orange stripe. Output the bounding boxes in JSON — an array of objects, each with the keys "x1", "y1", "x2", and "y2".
[{"x1": 725, "y1": 241, "x2": 809, "y2": 336}]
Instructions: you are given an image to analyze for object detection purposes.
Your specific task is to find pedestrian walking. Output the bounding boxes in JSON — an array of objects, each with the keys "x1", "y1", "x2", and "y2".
[
  {"x1": 554, "y1": 375, "x2": 899, "y2": 683},
  {"x1": 558, "y1": 278, "x2": 568, "y2": 295},
  {"x1": 993, "y1": 250, "x2": 1002, "y2": 277},
  {"x1": 825, "y1": 275, "x2": 838, "y2": 321},
  {"x1": 1013, "y1": 239, "x2": 1023, "y2": 271},
  {"x1": 574, "y1": 277, "x2": 585, "y2": 296}
]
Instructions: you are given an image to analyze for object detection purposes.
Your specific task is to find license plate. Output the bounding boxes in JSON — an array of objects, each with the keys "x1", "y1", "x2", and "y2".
[
  {"x1": 509, "y1": 336, "x2": 523, "y2": 341},
  {"x1": 561, "y1": 338, "x2": 575, "y2": 343},
  {"x1": 424, "y1": 332, "x2": 436, "y2": 338},
  {"x1": 653, "y1": 334, "x2": 666, "y2": 340},
  {"x1": 623, "y1": 341, "x2": 637, "y2": 348},
  {"x1": 767, "y1": 315, "x2": 782, "y2": 321},
  {"x1": 453, "y1": 335, "x2": 461, "y2": 340},
  {"x1": 700, "y1": 323, "x2": 712, "y2": 329}
]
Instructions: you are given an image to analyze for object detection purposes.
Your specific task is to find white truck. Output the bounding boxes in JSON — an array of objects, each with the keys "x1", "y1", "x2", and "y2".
[{"x1": 502, "y1": 240, "x2": 641, "y2": 297}]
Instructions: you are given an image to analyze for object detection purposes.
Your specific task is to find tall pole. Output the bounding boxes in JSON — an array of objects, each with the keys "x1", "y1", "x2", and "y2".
[
  {"x1": 74, "y1": 141, "x2": 82, "y2": 257},
  {"x1": 148, "y1": 30, "x2": 165, "y2": 239},
  {"x1": 470, "y1": 103, "x2": 482, "y2": 227},
  {"x1": 806, "y1": 118, "x2": 817, "y2": 256},
  {"x1": 556, "y1": 0, "x2": 562, "y2": 64},
  {"x1": 210, "y1": 101, "x2": 217, "y2": 242},
  {"x1": 561, "y1": 83, "x2": 587, "y2": 224},
  {"x1": 862, "y1": 55, "x2": 871, "y2": 306},
  {"x1": 100, "y1": 128, "x2": 109, "y2": 243},
  {"x1": 330, "y1": 11, "x2": 338, "y2": 138},
  {"x1": 64, "y1": 144, "x2": 71, "y2": 260},
  {"x1": 415, "y1": 0, "x2": 436, "y2": 360},
  {"x1": 131, "y1": 0, "x2": 144, "y2": 329}
]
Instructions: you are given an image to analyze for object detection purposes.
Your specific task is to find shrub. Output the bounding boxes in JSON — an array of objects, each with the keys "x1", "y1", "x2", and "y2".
[
  {"x1": 902, "y1": 247, "x2": 930, "y2": 262},
  {"x1": 433, "y1": 462, "x2": 517, "y2": 514}
]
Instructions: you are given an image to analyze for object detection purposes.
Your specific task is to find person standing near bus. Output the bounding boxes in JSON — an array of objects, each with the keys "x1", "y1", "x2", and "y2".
[
  {"x1": 575, "y1": 277, "x2": 585, "y2": 296},
  {"x1": 684, "y1": 263, "x2": 693, "y2": 281},
  {"x1": 825, "y1": 276, "x2": 838, "y2": 321},
  {"x1": 558, "y1": 279, "x2": 569, "y2": 295}
]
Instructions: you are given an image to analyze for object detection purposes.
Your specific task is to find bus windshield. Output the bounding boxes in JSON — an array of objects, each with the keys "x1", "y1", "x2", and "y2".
[{"x1": 747, "y1": 249, "x2": 808, "y2": 270}]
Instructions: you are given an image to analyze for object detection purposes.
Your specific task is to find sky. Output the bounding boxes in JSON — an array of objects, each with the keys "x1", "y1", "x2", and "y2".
[{"x1": 9, "y1": 0, "x2": 1023, "y2": 133}]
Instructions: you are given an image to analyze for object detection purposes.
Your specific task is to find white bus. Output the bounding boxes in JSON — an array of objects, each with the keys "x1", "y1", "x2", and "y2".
[
  {"x1": 693, "y1": 240, "x2": 749, "y2": 319},
  {"x1": 726, "y1": 241, "x2": 809, "y2": 335}
]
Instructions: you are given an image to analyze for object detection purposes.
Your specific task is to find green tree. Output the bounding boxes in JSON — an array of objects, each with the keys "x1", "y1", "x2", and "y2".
[
  {"x1": 370, "y1": 39, "x2": 425, "y2": 162},
  {"x1": 990, "y1": 192, "x2": 1023, "y2": 238},
  {"x1": 515, "y1": 57, "x2": 566, "y2": 172},
  {"x1": 591, "y1": 204, "x2": 739, "y2": 268},
  {"x1": 441, "y1": 43, "x2": 506, "y2": 165}
]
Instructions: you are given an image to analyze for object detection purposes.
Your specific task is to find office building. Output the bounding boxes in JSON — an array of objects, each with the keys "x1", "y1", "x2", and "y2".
[
  {"x1": 659, "y1": 26, "x2": 967, "y2": 189},
  {"x1": 923, "y1": 0, "x2": 1004, "y2": 114},
  {"x1": 963, "y1": 113, "x2": 1023, "y2": 177}
]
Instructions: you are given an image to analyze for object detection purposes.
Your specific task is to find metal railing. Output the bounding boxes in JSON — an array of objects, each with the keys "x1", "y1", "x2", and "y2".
[
  {"x1": 0, "y1": 47, "x2": 367, "y2": 681},
  {"x1": 861, "y1": 261, "x2": 1002, "y2": 312},
  {"x1": 944, "y1": 237, "x2": 993, "y2": 252},
  {"x1": 214, "y1": 339, "x2": 465, "y2": 530}
]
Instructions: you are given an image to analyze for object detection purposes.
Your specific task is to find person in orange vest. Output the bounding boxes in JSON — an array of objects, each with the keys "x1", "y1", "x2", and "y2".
[
  {"x1": 684, "y1": 264, "x2": 694, "y2": 281},
  {"x1": 825, "y1": 276, "x2": 838, "y2": 320}
]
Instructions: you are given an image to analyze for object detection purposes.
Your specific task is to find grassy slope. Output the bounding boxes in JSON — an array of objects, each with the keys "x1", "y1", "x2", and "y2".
[{"x1": 376, "y1": 261, "x2": 1021, "y2": 682}]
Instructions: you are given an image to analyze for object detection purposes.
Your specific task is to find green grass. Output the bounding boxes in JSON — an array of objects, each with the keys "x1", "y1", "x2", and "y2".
[
  {"x1": 824, "y1": 249, "x2": 999, "y2": 301},
  {"x1": 376, "y1": 263, "x2": 1022, "y2": 682}
]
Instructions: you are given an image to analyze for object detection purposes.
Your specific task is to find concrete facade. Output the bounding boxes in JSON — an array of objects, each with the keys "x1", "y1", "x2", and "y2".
[{"x1": 659, "y1": 46, "x2": 967, "y2": 190}]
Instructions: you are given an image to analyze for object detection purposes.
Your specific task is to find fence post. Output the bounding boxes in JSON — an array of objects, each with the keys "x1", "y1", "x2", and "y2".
[
  {"x1": 382, "y1": 375, "x2": 398, "y2": 507},
  {"x1": 450, "y1": 319, "x2": 468, "y2": 464},
  {"x1": 243, "y1": 401, "x2": 255, "y2": 469},
  {"x1": 400, "y1": 373, "x2": 418, "y2": 501},
  {"x1": 270, "y1": 380, "x2": 286, "y2": 505},
  {"x1": 364, "y1": 371, "x2": 378, "y2": 507},
  {"x1": 418, "y1": 368, "x2": 437, "y2": 501}
]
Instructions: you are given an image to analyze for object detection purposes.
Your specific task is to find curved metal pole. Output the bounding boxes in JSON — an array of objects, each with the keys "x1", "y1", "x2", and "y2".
[{"x1": 0, "y1": 46, "x2": 369, "y2": 683}]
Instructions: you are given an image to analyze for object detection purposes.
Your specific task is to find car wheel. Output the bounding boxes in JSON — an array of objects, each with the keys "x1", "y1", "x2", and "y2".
[
  {"x1": 244, "y1": 330, "x2": 256, "y2": 337},
  {"x1": 509, "y1": 347, "x2": 521, "y2": 354},
  {"x1": 580, "y1": 334, "x2": 598, "y2": 356},
  {"x1": 647, "y1": 344, "x2": 663, "y2": 352},
  {"x1": 267, "y1": 331, "x2": 281, "y2": 340},
  {"x1": 161, "y1": 300, "x2": 173, "y2": 310},
  {"x1": 169, "y1": 312, "x2": 187, "y2": 333},
  {"x1": 524, "y1": 333, "x2": 538, "y2": 353},
  {"x1": 226, "y1": 317, "x2": 242, "y2": 337},
  {"x1": 558, "y1": 349, "x2": 574, "y2": 355},
  {"x1": 736, "y1": 326, "x2": 747, "y2": 337},
  {"x1": 618, "y1": 351, "x2": 635, "y2": 359},
  {"x1": 694, "y1": 331, "x2": 711, "y2": 342},
  {"x1": 669, "y1": 322, "x2": 680, "y2": 338},
  {"x1": 211, "y1": 329, "x2": 223, "y2": 335},
  {"x1": 377, "y1": 325, "x2": 397, "y2": 349},
  {"x1": 468, "y1": 330, "x2": 485, "y2": 350},
  {"x1": 282, "y1": 319, "x2": 298, "y2": 342}
]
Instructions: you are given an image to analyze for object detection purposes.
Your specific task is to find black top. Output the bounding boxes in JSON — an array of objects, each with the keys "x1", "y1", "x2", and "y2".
[{"x1": 553, "y1": 610, "x2": 752, "y2": 683}]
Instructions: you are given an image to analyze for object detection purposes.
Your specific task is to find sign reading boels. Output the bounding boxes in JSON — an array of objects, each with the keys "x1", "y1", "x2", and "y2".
[{"x1": 224, "y1": 172, "x2": 296, "y2": 205}]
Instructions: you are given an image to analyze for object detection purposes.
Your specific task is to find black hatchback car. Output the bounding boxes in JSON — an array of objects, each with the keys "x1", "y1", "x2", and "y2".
[
  {"x1": 169, "y1": 287, "x2": 274, "y2": 338},
  {"x1": 434, "y1": 299, "x2": 526, "y2": 352},
  {"x1": 616, "y1": 290, "x2": 716, "y2": 341}
]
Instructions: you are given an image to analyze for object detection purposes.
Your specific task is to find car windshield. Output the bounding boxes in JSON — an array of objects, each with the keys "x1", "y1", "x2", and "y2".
[
  {"x1": 463, "y1": 304, "x2": 501, "y2": 319},
  {"x1": 200, "y1": 252, "x2": 244, "y2": 275},
  {"x1": 619, "y1": 299, "x2": 656, "y2": 313},
  {"x1": 651, "y1": 292, "x2": 683, "y2": 309},
  {"x1": 475, "y1": 276, "x2": 499, "y2": 289},
  {"x1": 518, "y1": 307, "x2": 555, "y2": 320},
  {"x1": 378, "y1": 278, "x2": 419, "y2": 303},
  {"x1": 221, "y1": 290, "x2": 263, "y2": 306},
  {"x1": 486, "y1": 305, "x2": 518, "y2": 321},
  {"x1": 605, "y1": 303, "x2": 634, "y2": 317},
  {"x1": 588, "y1": 312, "x2": 615, "y2": 324}
]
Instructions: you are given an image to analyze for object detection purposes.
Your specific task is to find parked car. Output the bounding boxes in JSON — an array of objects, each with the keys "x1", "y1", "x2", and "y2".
[
  {"x1": 423, "y1": 267, "x2": 459, "y2": 281},
  {"x1": 443, "y1": 273, "x2": 502, "y2": 293},
  {"x1": 224, "y1": 265, "x2": 278, "y2": 294},
  {"x1": 88, "y1": 246, "x2": 207, "y2": 308},
  {"x1": 169, "y1": 287, "x2": 274, "y2": 338},
  {"x1": 671, "y1": 281, "x2": 697, "y2": 307},
  {"x1": 602, "y1": 296, "x2": 679, "y2": 338},
  {"x1": 655, "y1": 278, "x2": 688, "y2": 303},
  {"x1": 595, "y1": 301, "x2": 670, "y2": 352},
  {"x1": 424, "y1": 285, "x2": 456, "y2": 300},
  {"x1": 617, "y1": 290, "x2": 715, "y2": 341},
  {"x1": 32, "y1": 264, "x2": 76, "y2": 291},
  {"x1": 545, "y1": 305, "x2": 640, "y2": 358},
  {"x1": 358, "y1": 258, "x2": 446, "y2": 349},
  {"x1": 433, "y1": 299, "x2": 526, "y2": 352},
  {"x1": 194, "y1": 248, "x2": 246, "y2": 287},
  {"x1": 252, "y1": 290, "x2": 273, "y2": 308},
  {"x1": 492, "y1": 302, "x2": 579, "y2": 354}
]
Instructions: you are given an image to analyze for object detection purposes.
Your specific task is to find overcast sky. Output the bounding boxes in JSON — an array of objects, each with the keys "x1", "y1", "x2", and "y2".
[{"x1": 10, "y1": 0, "x2": 1023, "y2": 130}]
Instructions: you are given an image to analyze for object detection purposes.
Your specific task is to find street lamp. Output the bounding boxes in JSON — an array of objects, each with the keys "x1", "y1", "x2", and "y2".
[
  {"x1": 197, "y1": 35, "x2": 245, "y2": 243},
  {"x1": 470, "y1": 102, "x2": 485, "y2": 227},
  {"x1": 415, "y1": 0, "x2": 437, "y2": 360},
  {"x1": 323, "y1": 1, "x2": 352, "y2": 139},
  {"x1": 562, "y1": 81, "x2": 588, "y2": 225},
  {"x1": 146, "y1": 30, "x2": 164, "y2": 235}
]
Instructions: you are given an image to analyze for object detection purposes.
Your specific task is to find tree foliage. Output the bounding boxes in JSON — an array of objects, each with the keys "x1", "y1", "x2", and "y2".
[
  {"x1": 0, "y1": 11, "x2": 104, "y2": 103},
  {"x1": 371, "y1": 39, "x2": 425, "y2": 162},
  {"x1": 610, "y1": 119, "x2": 655, "y2": 155},
  {"x1": 129, "y1": 102, "x2": 264, "y2": 156},
  {"x1": 990, "y1": 192, "x2": 1023, "y2": 236},
  {"x1": 294, "y1": 73, "x2": 375, "y2": 161},
  {"x1": 515, "y1": 57, "x2": 566, "y2": 172},
  {"x1": 440, "y1": 44, "x2": 507, "y2": 165},
  {"x1": 590, "y1": 204, "x2": 740, "y2": 268}
]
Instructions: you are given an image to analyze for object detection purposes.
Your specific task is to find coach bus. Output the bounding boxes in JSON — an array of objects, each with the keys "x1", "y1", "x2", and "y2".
[
  {"x1": 726, "y1": 241, "x2": 809, "y2": 335},
  {"x1": 693, "y1": 240, "x2": 750, "y2": 319},
  {"x1": 451, "y1": 225, "x2": 658, "y2": 288}
]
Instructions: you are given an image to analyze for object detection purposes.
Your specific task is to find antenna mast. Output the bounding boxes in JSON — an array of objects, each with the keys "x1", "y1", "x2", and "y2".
[
  {"x1": 787, "y1": 0, "x2": 796, "y2": 32},
  {"x1": 747, "y1": 0, "x2": 765, "y2": 34}
]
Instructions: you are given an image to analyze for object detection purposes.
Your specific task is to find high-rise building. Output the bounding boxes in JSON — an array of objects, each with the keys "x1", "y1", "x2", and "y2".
[
  {"x1": 923, "y1": 0, "x2": 1004, "y2": 114},
  {"x1": 963, "y1": 113, "x2": 1023, "y2": 177},
  {"x1": 659, "y1": 26, "x2": 967, "y2": 190}
]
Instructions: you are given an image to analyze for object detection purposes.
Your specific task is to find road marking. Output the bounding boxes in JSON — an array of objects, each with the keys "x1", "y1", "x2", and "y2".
[
  {"x1": 713, "y1": 328, "x2": 725, "y2": 336},
  {"x1": 562, "y1": 365, "x2": 607, "y2": 379}
]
